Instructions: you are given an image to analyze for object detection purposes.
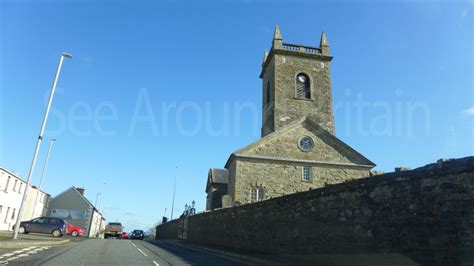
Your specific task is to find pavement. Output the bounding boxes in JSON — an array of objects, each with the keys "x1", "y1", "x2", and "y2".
[
  {"x1": 0, "y1": 238, "x2": 262, "y2": 265},
  {"x1": 0, "y1": 231, "x2": 73, "y2": 249}
]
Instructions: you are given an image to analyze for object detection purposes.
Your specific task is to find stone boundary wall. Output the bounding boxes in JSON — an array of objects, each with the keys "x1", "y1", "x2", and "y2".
[
  {"x1": 156, "y1": 157, "x2": 474, "y2": 265},
  {"x1": 155, "y1": 219, "x2": 179, "y2": 239}
]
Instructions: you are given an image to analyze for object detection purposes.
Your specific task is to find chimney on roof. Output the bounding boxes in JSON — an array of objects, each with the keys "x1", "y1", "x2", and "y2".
[{"x1": 76, "y1": 187, "x2": 85, "y2": 196}]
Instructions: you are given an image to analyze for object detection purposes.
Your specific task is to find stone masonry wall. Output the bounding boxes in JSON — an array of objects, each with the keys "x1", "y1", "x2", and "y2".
[
  {"x1": 231, "y1": 120, "x2": 373, "y2": 205},
  {"x1": 155, "y1": 219, "x2": 179, "y2": 239},
  {"x1": 156, "y1": 157, "x2": 474, "y2": 265},
  {"x1": 233, "y1": 158, "x2": 369, "y2": 205},
  {"x1": 273, "y1": 52, "x2": 334, "y2": 135}
]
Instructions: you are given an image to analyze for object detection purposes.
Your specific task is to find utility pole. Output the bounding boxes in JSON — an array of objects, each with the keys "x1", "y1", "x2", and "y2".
[
  {"x1": 12, "y1": 53, "x2": 72, "y2": 240},
  {"x1": 32, "y1": 138, "x2": 56, "y2": 219},
  {"x1": 170, "y1": 166, "x2": 178, "y2": 220}
]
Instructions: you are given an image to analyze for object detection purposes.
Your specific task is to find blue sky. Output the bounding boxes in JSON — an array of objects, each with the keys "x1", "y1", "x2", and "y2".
[{"x1": 1, "y1": 0, "x2": 473, "y2": 231}]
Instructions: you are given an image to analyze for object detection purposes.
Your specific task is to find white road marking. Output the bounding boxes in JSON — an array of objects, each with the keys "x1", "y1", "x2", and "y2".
[
  {"x1": 136, "y1": 247, "x2": 147, "y2": 257},
  {"x1": 153, "y1": 261, "x2": 159, "y2": 266},
  {"x1": 0, "y1": 245, "x2": 52, "y2": 264}
]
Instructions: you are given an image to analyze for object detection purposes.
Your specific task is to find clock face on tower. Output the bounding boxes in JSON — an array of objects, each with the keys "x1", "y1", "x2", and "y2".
[{"x1": 298, "y1": 136, "x2": 314, "y2": 152}]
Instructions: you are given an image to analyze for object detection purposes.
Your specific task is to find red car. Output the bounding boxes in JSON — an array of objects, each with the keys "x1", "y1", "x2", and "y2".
[
  {"x1": 121, "y1": 232, "x2": 128, "y2": 239},
  {"x1": 67, "y1": 223, "x2": 85, "y2": 237}
]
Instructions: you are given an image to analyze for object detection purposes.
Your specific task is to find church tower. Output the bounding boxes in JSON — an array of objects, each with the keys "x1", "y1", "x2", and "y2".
[{"x1": 260, "y1": 25, "x2": 335, "y2": 137}]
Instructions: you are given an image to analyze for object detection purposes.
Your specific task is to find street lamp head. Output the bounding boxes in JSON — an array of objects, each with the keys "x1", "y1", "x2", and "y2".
[
  {"x1": 61, "y1": 53, "x2": 73, "y2": 59},
  {"x1": 51, "y1": 138, "x2": 57, "y2": 142}
]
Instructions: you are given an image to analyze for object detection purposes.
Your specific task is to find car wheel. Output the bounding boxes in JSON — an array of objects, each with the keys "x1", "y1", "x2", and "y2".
[
  {"x1": 19, "y1": 226, "x2": 26, "y2": 234},
  {"x1": 52, "y1": 229, "x2": 62, "y2": 237},
  {"x1": 71, "y1": 230, "x2": 78, "y2": 237}
]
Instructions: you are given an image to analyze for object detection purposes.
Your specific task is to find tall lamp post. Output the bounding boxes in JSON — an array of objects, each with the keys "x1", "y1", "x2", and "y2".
[
  {"x1": 98, "y1": 182, "x2": 106, "y2": 211},
  {"x1": 95, "y1": 192, "x2": 102, "y2": 207},
  {"x1": 170, "y1": 166, "x2": 178, "y2": 220},
  {"x1": 12, "y1": 53, "x2": 72, "y2": 240},
  {"x1": 31, "y1": 138, "x2": 56, "y2": 219}
]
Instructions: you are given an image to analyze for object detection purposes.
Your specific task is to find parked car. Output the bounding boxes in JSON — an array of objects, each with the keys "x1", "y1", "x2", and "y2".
[
  {"x1": 67, "y1": 223, "x2": 85, "y2": 237},
  {"x1": 104, "y1": 222, "x2": 123, "y2": 239},
  {"x1": 14, "y1": 217, "x2": 67, "y2": 237},
  {"x1": 121, "y1": 232, "x2": 128, "y2": 239},
  {"x1": 130, "y1": 230, "x2": 145, "y2": 240}
]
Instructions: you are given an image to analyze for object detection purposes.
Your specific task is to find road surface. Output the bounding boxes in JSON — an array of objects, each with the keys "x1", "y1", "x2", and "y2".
[{"x1": 0, "y1": 239, "x2": 253, "y2": 265}]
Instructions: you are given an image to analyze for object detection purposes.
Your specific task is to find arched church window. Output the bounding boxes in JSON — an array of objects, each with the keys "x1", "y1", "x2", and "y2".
[
  {"x1": 251, "y1": 188, "x2": 257, "y2": 202},
  {"x1": 251, "y1": 187, "x2": 265, "y2": 203},
  {"x1": 296, "y1": 73, "x2": 311, "y2": 99}
]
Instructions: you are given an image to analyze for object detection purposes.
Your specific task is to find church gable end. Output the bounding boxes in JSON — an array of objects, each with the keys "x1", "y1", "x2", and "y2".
[
  {"x1": 234, "y1": 118, "x2": 374, "y2": 168},
  {"x1": 205, "y1": 168, "x2": 229, "y2": 210}
]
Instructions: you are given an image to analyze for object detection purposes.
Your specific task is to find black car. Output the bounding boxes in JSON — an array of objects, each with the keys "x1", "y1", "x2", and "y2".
[
  {"x1": 130, "y1": 229, "x2": 145, "y2": 240},
  {"x1": 14, "y1": 217, "x2": 68, "y2": 237}
]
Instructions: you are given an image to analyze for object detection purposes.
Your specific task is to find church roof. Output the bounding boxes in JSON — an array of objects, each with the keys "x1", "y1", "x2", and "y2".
[
  {"x1": 224, "y1": 116, "x2": 376, "y2": 169},
  {"x1": 206, "y1": 168, "x2": 228, "y2": 192}
]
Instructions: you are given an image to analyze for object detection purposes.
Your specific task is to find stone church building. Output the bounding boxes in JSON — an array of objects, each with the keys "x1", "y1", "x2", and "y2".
[{"x1": 206, "y1": 26, "x2": 375, "y2": 210}]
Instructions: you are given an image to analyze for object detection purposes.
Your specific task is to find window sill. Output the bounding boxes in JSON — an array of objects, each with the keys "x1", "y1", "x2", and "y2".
[{"x1": 294, "y1": 97, "x2": 314, "y2": 102}]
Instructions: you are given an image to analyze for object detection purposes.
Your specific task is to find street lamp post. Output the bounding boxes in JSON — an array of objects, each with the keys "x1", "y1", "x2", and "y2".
[
  {"x1": 12, "y1": 53, "x2": 72, "y2": 240},
  {"x1": 170, "y1": 166, "x2": 178, "y2": 220},
  {"x1": 97, "y1": 182, "x2": 106, "y2": 211},
  {"x1": 95, "y1": 193, "x2": 101, "y2": 207},
  {"x1": 31, "y1": 138, "x2": 56, "y2": 219}
]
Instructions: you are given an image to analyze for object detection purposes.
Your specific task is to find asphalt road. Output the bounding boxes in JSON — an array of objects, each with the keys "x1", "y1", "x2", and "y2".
[{"x1": 0, "y1": 239, "x2": 251, "y2": 265}]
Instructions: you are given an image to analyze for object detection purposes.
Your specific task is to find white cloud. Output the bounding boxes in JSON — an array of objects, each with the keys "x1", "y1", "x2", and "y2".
[{"x1": 462, "y1": 107, "x2": 474, "y2": 115}]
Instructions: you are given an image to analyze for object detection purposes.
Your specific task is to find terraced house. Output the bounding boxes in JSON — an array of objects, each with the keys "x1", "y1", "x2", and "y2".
[
  {"x1": 206, "y1": 26, "x2": 376, "y2": 210},
  {"x1": 0, "y1": 167, "x2": 50, "y2": 231}
]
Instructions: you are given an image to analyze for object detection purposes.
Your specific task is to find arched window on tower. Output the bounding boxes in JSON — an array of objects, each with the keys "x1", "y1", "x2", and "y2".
[
  {"x1": 266, "y1": 82, "x2": 271, "y2": 104},
  {"x1": 296, "y1": 73, "x2": 311, "y2": 99}
]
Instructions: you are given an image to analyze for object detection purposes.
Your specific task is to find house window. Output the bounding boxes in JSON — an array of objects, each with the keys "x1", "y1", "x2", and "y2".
[
  {"x1": 250, "y1": 187, "x2": 265, "y2": 203},
  {"x1": 18, "y1": 183, "x2": 22, "y2": 194},
  {"x1": 11, "y1": 208, "x2": 16, "y2": 220},
  {"x1": 303, "y1": 166, "x2": 312, "y2": 181},
  {"x1": 0, "y1": 205, "x2": 3, "y2": 220},
  {"x1": 296, "y1": 73, "x2": 311, "y2": 99},
  {"x1": 266, "y1": 82, "x2": 271, "y2": 104},
  {"x1": 13, "y1": 180, "x2": 17, "y2": 191},
  {"x1": 4, "y1": 207, "x2": 10, "y2": 223},
  {"x1": 4, "y1": 177, "x2": 10, "y2": 191}
]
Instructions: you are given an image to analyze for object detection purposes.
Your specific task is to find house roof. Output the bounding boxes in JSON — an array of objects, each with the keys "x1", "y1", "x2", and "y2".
[
  {"x1": 224, "y1": 116, "x2": 376, "y2": 168},
  {"x1": 0, "y1": 167, "x2": 51, "y2": 196},
  {"x1": 205, "y1": 168, "x2": 228, "y2": 192},
  {"x1": 51, "y1": 186, "x2": 103, "y2": 216}
]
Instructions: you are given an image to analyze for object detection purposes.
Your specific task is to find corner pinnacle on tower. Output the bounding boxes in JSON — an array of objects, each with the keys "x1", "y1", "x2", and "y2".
[
  {"x1": 272, "y1": 25, "x2": 282, "y2": 49},
  {"x1": 320, "y1": 31, "x2": 330, "y2": 55}
]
